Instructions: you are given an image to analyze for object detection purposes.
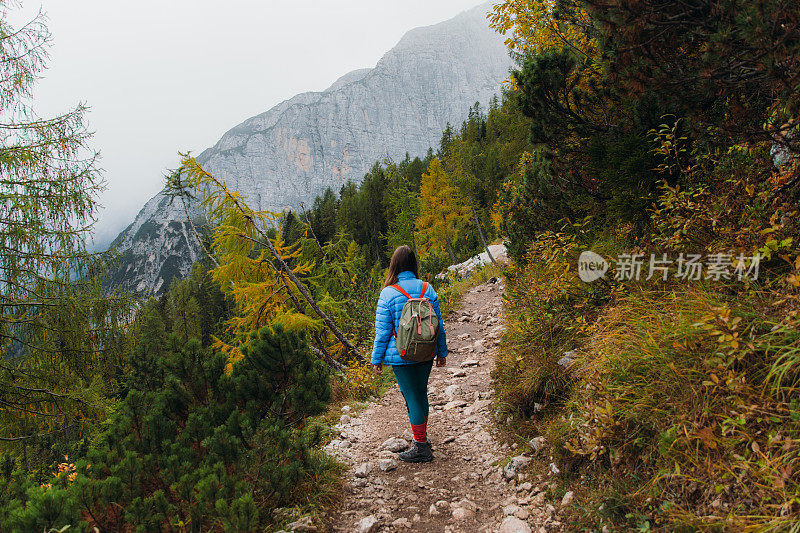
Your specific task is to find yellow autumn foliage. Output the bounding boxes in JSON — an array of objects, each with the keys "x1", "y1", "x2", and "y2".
[
  {"x1": 415, "y1": 158, "x2": 471, "y2": 262},
  {"x1": 488, "y1": 0, "x2": 603, "y2": 98},
  {"x1": 179, "y1": 156, "x2": 324, "y2": 366},
  {"x1": 488, "y1": 0, "x2": 596, "y2": 58}
]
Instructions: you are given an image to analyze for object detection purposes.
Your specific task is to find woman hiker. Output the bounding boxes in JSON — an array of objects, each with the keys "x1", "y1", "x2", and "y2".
[{"x1": 371, "y1": 245, "x2": 448, "y2": 463}]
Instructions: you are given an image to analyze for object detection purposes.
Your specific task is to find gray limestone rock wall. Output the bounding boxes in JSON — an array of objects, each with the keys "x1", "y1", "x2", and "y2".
[{"x1": 109, "y1": 2, "x2": 512, "y2": 295}]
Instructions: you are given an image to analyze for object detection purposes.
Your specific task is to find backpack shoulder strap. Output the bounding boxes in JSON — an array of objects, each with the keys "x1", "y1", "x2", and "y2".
[
  {"x1": 389, "y1": 284, "x2": 412, "y2": 339},
  {"x1": 390, "y1": 284, "x2": 412, "y2": 299},
  {"x1": 420, "y1": 282, "x2": 429, "y2": 299}
]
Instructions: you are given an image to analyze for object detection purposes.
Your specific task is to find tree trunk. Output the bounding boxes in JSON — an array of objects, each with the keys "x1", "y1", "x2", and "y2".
[
  {"x1": 236, "y1": 213, "x2": 365, "y2": 363},
  {"x1": 445, "y1": 234, "x2": 457, "y2": 264},
  {"x1": 180, "y1": 193, "x2": 220, "y2": 268},
  {"x1": 312, "y1": 333, "x2": 346, "y2": 370},
  {"x1": 185, "y1": 161, "x2": 366, "y2": 364},
  {"x1": 299, "y1": 202, "x2": 325, "y2": 255},
  {"x1": 258, "y1": 228, "x2": 366, "y2": 362},
  {"x1": 441, "y1": 214, "x2": 457, "y2": 264},
  {"x1": 471, "y1": 202, "x2": 496, "y2": 265},
  {"x1": 275, "y1": 271, "x2": 346, "y2": 369}
]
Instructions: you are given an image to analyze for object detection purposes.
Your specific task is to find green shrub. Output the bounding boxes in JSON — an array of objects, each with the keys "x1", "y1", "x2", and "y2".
[{"x1": 0, "y1": 326, "x2": 336, "y2": 532}]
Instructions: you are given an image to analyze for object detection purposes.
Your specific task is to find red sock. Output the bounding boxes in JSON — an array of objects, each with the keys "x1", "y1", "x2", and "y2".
[{"x1": 411, "y1": 420, "x2": 427, "y2": 443}]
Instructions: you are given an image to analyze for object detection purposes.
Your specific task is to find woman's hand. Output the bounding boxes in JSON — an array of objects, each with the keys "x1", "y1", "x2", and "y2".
[
  {"x1": 373, "y1": 363, "x2": 383, "y2": 375},
  {"x1": 435, "y1": 356, "x2": 446, "y2": 368}
]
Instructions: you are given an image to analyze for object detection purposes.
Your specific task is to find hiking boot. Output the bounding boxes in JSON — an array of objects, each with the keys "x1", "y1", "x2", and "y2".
[{"x1": 398, "y1": 440, "x2": 433, "y2": 463}]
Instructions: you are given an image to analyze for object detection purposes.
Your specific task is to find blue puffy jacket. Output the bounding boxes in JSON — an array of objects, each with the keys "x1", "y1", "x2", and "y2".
[{"x1": 371, "y1": 271, "x2": 448, "y2": 366}]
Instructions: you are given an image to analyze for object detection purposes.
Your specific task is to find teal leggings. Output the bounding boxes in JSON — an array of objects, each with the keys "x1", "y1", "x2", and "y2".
[{"x1": 392, "y1": 361, "x2": 433, "y2": 426}]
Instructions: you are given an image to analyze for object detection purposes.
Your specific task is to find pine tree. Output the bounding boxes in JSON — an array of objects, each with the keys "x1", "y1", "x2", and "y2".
[
  {"x1": 335, "y1": 163, "x2": 389, "y2": 265},
  {"x1": 446, "y1": 106, "x2": 498, "y2": 264},
  {"x1": 384, "y1": 159, "x2": 420, "y2": 254},
  {"x1": 0, "y1": 327, "x2": 334, "y2": 531},
  {"x1": 308, "y1": 188, "x2": 338, "y2": 244},
  {"x1": 167, "y1": 279, "x2": 202, "y2": 343}
]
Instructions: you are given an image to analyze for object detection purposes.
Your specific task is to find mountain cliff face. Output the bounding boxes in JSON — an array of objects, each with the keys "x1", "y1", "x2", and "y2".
[{"x1": 110, "y1": 2, "x2": 512, "y2": 295}]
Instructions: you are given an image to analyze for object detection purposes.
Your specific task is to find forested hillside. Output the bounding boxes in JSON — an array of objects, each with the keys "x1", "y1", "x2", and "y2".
[{"x1": 2, "y1": 0, "x2": 800, "y2": 531}]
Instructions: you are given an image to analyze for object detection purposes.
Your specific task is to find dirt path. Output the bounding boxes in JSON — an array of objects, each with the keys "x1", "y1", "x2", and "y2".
[{"x1": 322, "y1": 279, "x2": 564, "y2": 533}]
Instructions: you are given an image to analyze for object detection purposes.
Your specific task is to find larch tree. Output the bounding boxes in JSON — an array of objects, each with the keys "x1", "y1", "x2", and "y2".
[
  {"x1": 415, "y1": 157, "x2": 470, "y2": 264},
  {"x1": 0, "y1": 2, "x2": 128, "y2": 456},
  {"x1": 171, "y1": 155, "x2": 365, "y2": 366}
]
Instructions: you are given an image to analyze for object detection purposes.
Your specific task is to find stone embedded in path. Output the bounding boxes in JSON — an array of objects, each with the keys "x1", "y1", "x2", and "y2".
[
  {"x1": 497, "y1": 516, "x2": 533, "y2": 533},
  {"x1": 434, "y1": 500, "x2": 450, "y2": 512},
  {"x1": 503, "y1": 504, "x2": 521, "y2": 516},
  {"x1": 381, "y1": 437, "x2": 409, "y2": 452},
  {"x1": 475, "y1": 430, "x2": 492, "y2": 443},
  {"x1": 354, "y1": 515, "x2": 379, "y2": 533},
  {"x1": 517, "y1": 482, "x2": 532, "y2": 493},
  {"x1": 444, "y1": 400, "x2": 468, "y2": 410},
  {"x1": 460, "y1": 359, "x2": 481, "y2": 367},
  {"x1": 451, "y1": 369, "x2": 467, "y2": 377},
  {"x1": 392, "y1": 517, "x2": 411, "y2": 528},
  {"x1": 341, "y1": 405, "x2": 351, "y2": 413},
  {"x1": 286, "y1": 515, "x2": 317, "y2": 532},
  {"x1": 503, "y1": 455, "x2": 532, "y2": 480},
  {"x1": 465, "y1": 399, "x2": 492, "y2": 416},
  {"x1": 444, "y1": 384, "x2": 461, "y2": 400},
  {"x1": 451, "y1": 499, "x2": 478, "y2": 520},
  {"x1": 452, "y1": 507, "x2": 476, "y2": 520},
  {"x1": 377, "y1": 458, "x2": 397, "y2": 472},
  {"x1": 340, "y1": 414, "x2": 351, "y2": 425},
  {"x1": 354, "y1": 462, "x2": 373, "y2": 478}
]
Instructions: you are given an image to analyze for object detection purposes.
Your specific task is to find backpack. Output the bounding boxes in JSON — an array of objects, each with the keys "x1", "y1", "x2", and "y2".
[{"x1": 391, "y1": 282, "x2": 440, "y2": 362}]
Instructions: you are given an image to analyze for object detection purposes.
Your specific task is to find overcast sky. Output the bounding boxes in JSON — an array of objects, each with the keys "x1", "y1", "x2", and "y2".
[{"x1": 14, "y1": 0, "x2": 486, "y2": 247}]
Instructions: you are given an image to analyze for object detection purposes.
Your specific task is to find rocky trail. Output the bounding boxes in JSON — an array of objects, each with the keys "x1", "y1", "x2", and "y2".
[{"x1": 319, "y1": 279, "x2": 566, "y2": 533}]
